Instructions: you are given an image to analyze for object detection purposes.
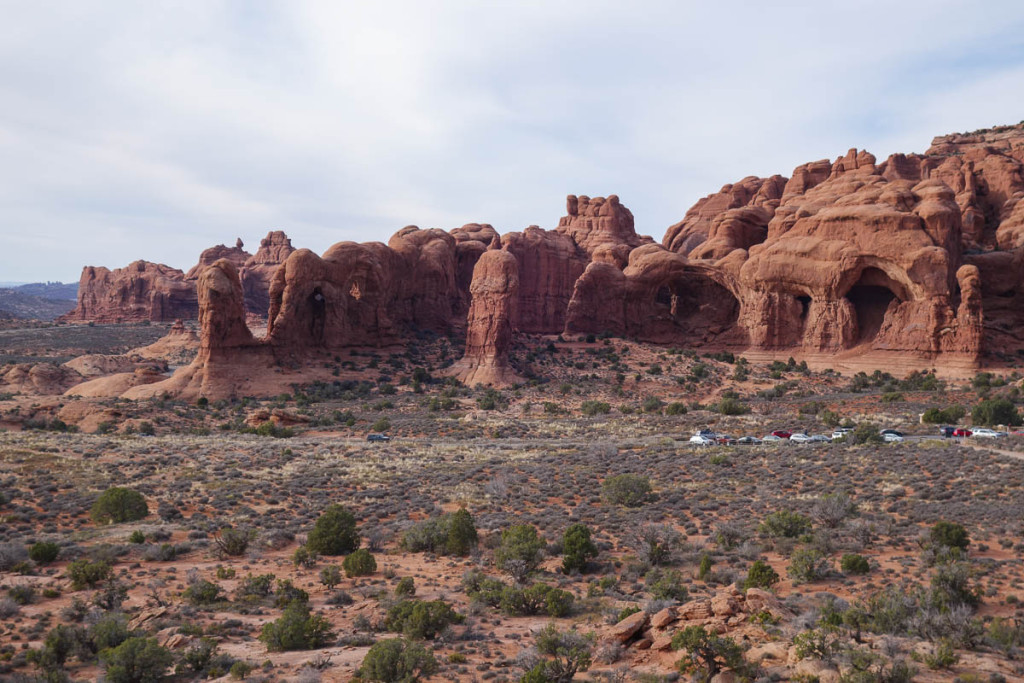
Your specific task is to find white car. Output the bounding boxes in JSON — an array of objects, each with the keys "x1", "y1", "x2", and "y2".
[
  {"x1": 789, "y1": 433, "x2": 812, "y2": 443},
  {"x1": 971, "y1": 428, "x2": 1006, "y2": 438},
  {"x1": 689, "y1": 434, "x2": 715, "y2": 445},
  {"x1": 883, "y1": 432, "x2": 904, "y2": 443},
  {"x1": 831, "y1": 428, "x2": 852, "y2": 440},
  {"x1": 761, "y1": 434, "x2": 783, "y2": 443}
]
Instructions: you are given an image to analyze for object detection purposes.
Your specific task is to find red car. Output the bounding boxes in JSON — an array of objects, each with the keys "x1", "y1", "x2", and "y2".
[
  {"x1": 771, "y1": 430, "x2": 792, "y2": 439},
  {"x1": 953, "y1": 428, "x2": 972, "y2": 438}
]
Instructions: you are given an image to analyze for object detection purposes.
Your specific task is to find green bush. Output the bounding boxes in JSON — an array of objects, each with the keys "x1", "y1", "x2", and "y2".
[
  {"x1": 259, "y1": 601, "x2": 334, "y2": 651},
  {"x1": 921, "y1": 406, "x2": 966, "y2": 424},
  {"x1": 971, "y1": 398, "x2": 1022, "y2": 426},
  {"x1": 664, "y1": 401, "x2": 688, "y2": 415},
  {"x1": 343, "y1": 548, "x2": 377, "y2": 577},
  {"x1": 67, "y1": 559, "x2": 112, "y2": 590},
  {"x1": 28, "y1": 541, "x2": 60, "y2": 565},
  {"x1": 743, "y1": 559, "x2": 780, "y2": 590},
  {"x1": 100, "y1": 637, "x2": 173, "y2": 683},
  {"x1": 525, "y1": 623, "x2": 594, "y2": 683},
  {"x1": 647, "y1": 568, "x2": 688, "y2": 601},
  {"x1": 671, "y1": 625, "x2": 746, "y2": 681},
  {"x1": 91, "y1": 487, "x2": 148, "y2": 525},
  {"x1": 848, "y1": 422, "x2": 884, "y2": 445},
  {"x1": 841, "y1": 554, "x2": 871, "y2": 575},
  {"x1": 580, "y1": 400, "x2": 611, "y2": 416},
  {"x1": 561, "y1": 523, "x2": 598, "y2": 574},
  {"x1": 716, "y1": 397, "x2": 750, "y2": 415},
  {"x1": 787, "y1": 548, "x2": 829, "y2": 584},
  {"x1": 445, "y1": 508, "x2": 478, "y2": 556},
  {"x1": 319, "y1": 565, "x2": 342, "y2": 590},
  {"x1": 307, "y1": 504, "x2": 360, "y2": 556},
  {"x1": 215, "y1": 527, "x2": 254, "y2": 557},
  {"x1": 930, "y1": 521, "x2": 969, "y2": 551},
  {"x1": 384, "y1": 600, "x2": 463, "y2": 639},
  {"x1": 183, "y1": 580, "x2": 222, "y2": 606},
  {"x1": 758, "y1": 510, "x2": 812, "y2": 539},
  {"x1": 395, "y1": 576, "x2": 416, "y2": 597},
  {"x1": 495, "y1": 524, "x2": 545, "y2": 583},
  {"x1": 370, "y1": 417, "x2": 392, "y2": 432},
  {"x1": 601, "y1": 473, "x2": 652, "y2": 507},
  {"x1": 358, "y1": 637, "x2": 438, "y2": 682}
]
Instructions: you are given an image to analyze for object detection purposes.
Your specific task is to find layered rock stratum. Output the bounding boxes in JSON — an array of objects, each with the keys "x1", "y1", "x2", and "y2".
[{"x1": 50, "y1": 122, "x2": 1024, "y2": 398}]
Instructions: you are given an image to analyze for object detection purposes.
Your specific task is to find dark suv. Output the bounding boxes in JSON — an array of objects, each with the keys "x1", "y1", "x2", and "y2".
[
  {"x1": 367, "y1": 434, "x2": 391, "y2": 443},
  {"x1": 939, "y1": 426, "x2": 955, "y2": 438}
]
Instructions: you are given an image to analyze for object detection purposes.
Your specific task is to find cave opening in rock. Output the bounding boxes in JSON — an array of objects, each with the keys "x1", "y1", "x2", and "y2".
[
  {"x1": 652, "y1": 273, "x2": 740, "y2": 342},
  {"x1": 845, "y1": 267, "x2": 904, "y2": 344}
]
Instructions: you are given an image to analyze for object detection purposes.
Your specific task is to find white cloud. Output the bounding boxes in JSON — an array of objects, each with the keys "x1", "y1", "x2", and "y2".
[{"x1": 0, "y1": 1, "x2": 1023, "y2": 281}]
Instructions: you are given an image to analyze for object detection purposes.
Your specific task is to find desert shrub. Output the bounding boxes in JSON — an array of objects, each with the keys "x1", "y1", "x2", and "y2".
[
  {"x1": 307, "y1": 504, "x2": 360, "y2": 556},
  {"x1": 395, "y1": 577, "x2": 416, "y2": 597},
  {"x1": 788, "y1": 548, "x2": 829, "y2": 584},
  {"x1": 743, "y1": 560, "x2": 780, "y2": 590},
  {"x1": 319, "y1": 565, "x2": 342, "y2": 590},
  {"x1": 215, "y1": 527, "x2": 254, "y2": 557},
  {"x1": 358, "y1": 637, "x2": 438, "y2": 682},
  {"x1": 273, "y1": 579, "x2": 309, "y2": 608},
  {"x1": 792, "y1": 627, "x2": 842, "y2": 662},
  {"x1": 384, "y1": 599, "x2": 463, "y2": 639},
  {"x1": 494, "y1": 582, "x2": 575, "y2": 618},
  {"x1": 100, "y1": 637, "x2": 173, "y2": 683},
  {"x1": 259, "y1": 601, "x2": 334, "y2": 651},
  {"x1": 370, "y1": 417, "x2": 391, "y2": 432},
  {"x1": 235, "y1": 573, "x2": 275, "y2": 602},
  {"x1": 128, "y1": 530, "x2": 146, "y2": 544},
  {"x1": 716, "y1": 397, "x2": 750, "y2": 415},
  {"x1": 971, "y1": 398, "x2": 1021, "y2": 426},
  {"x1": 601, "y1": 474, "x2": 652, "y2": 507},
  {"x1": 665, "y1": 401, "x2": 688, "y2": 415},
  {"x1": 446, "y1": 508, "x2": 478, "y2": 556},
  {"x1": 495, "y1": 524, "x2": 545, "y2": 583},
  {"x1": 759, "y1": 510, "x2": 812, "y2": 539},
  {"x1": 848, "y1": 422, "x2": 884, "y2": 445},
  {"x1": 631, "y1": 523, "x2": 681, "y2": 567},
  {"x1": 641, "y1": 396, "x2": 665, "y2": 413},
  {"x1": 921, "y1": 638, "x2": 959, "y2": 670},
  {"x1": 0, "y1": 542, "x2": 29, "y2": 571},
  {"x1": 811, "y1": 493, "x2": 857, "y2": 529},
  {"x1": 91, "y1": 487, "x2": 148, "y2": 525},
  {"x1": 921, "y1": 406, "x2": 966, "y2": 424},
  {"x1": 292, "y1": 545, "x2": 317, "y2": 568},
  {"x1": 671, "y1": 625, "x2": 746, "y2": 681},
  {"x1": 67, "y1": 558, "x2": 111, "y2": 590},
  {"x1": 841, "y1": 554, "x2": 871, "y2": 575},
  {"x1": 523, "y1": 623, "x2": 594, "y2": 683},
  {"x1": 28, "y1": 541, "x2": 60, "y2": 565},
  {"x1": 646, "y1": 568, "x2": 688, "y2": 601},
  {"x1": 343, "y1": 549, "x2": 377, "y2": 577},
  {"x1": 580, "y1": 400, "x2": 611, "y2": 416},
  {"x1": 929, "y1": 562, "x2": 980, "y2": 610},
  {"x1": 8, "y1": 584, "x2": 36, "y2": 605},
  {"x1": 183, "y1": 579, "x2": 222, "y2": 606},
  {"x1": 561, "y1": 523, "x2": 598, "y2": 574},
  {"x1": 930, "y1": 521, "x2": 969, "y2": 551}
]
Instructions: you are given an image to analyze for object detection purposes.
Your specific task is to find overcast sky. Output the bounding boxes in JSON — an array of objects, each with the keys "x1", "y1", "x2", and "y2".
[{"x1": 2, "y1": 1, "x2": 1024, "y2": 283}]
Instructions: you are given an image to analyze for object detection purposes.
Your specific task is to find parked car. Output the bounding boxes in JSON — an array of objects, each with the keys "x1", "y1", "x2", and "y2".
[
  {"x1": 771, "y1": 430, "x2": 792, "y2": 439},
  {"x1": 789, "y1": 433, "x2": 812, "y2": 443},
  {"x1": 736, "y1": 436, "x2": 762, "y2": 445},
  {"x1": 879, "y1": 429, "x2": 903, "y2": 437},
  {"x1": 971, "y1": 428, "x2": 1007, "y2": 438},
  {"x1": 809, "y1": 434, "x2": 832, "y2": 443},
  {"x1": 367, "y1": 433, "x2": 391, "y2": 442},
  {"x1": 689, "y1": 434, "x2": 715, "y2": 445},
  {"x1": 883, "y1": 432, "x2": 904, "y2": 443},
  {"x1": 938, "y1": 426, "x2": 956, "y2": 438},
  {"x1": 831, "y1": 428, "x2": 852, "y2": 440},
  {"x1": 697, "y1": 428, "x2": 717, "y2": 437},
  {"x1": 761, "y1": 434, "x2": 783, "y2": 443},
  {"x1": 953, "y1": 428, "x2": 972, "y2": 438}
]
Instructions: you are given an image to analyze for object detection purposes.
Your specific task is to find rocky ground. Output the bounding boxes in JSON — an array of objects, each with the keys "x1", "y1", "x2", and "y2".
[{"x1": 1, "y1": 325, "x2": 1023, "y2": 681}]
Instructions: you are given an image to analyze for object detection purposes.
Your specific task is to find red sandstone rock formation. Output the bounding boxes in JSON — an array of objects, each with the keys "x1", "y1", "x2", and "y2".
[
  {"x1": 663, "y1": 176, "x2": 785, "y2": 255},
  {"x1": 450, "y1": 237, "x2": 521, "y2": 386},
  {"x1": 239, "y1": 231, "x2": 296, "y2": 315},
  {"x1": 186, "y1": 243, "x2": 251, "y2": 279},
  {"x1": 61, "y1": 261, "x2": 198, "y2": 323}
]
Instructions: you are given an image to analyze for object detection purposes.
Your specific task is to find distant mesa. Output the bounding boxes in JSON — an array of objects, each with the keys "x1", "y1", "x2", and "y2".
[{"x1": 48, "y1": 122, "x2": 1024, "y2": 399}]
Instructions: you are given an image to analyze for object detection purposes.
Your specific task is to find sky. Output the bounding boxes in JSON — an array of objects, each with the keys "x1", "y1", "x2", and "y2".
[{"x1": 2, "y1": 1, "x2": 1024, "y2": 283}]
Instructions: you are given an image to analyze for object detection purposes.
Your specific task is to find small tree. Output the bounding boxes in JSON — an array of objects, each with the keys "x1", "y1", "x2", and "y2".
[
  {"x1": 787, "y1": 548, "x2": 829, "y2": 584},
  {"x1": 260, "y1": 601, "x2": 334, "y2": 651},
  {"x1": 445, "y1": 508, "x2": 478, "y2": 556},
  {"x1": 631, "y1": 523, "x2": 681, "y2": 567},
  {"x1": 671, "y1": 625, "x2": 746, "y2": 681},
  {"x1": 384, "y1": 600, "x2": 464, "y2": 639},
  {"x1": 743, "y1": 560, "x2": 780, "y2": 590},
  {"x1": 561, "y1": 524, "x2": 598, "y2": 574},
  {"x1": 758, "y1": 510, "x2": 812, "y2": 539},
  {"x1": 971, "y1": 398, "x2": 1021, "y2": 426},
  {"x1": 214, "y1": 527, "x2": 254, "y2": 558},
  {"x1": 495, "y1": 524, "x2": 545, "y2": 583},
  {"x1": 319, "y1": 565, "x2": 342, "y2": 590},
  {"x1": 523, "y1": 623, "x2": 594, "y2": 683},
  {"x1": 91, "y1": 487, "x2": 148, "y2": 525},
  {"x1": 601, "y1": 474, "x2": 651, "y2": 507},
  {"x1": 100, "y1": 637, "x2": 173, "y2": 683},
  {"x1": 28, "y1": 541, "x2": 60, "y2": 565},
  {"x1": 343, "y1": 549, "x2": 377, "y2": 577},
  {"x1": 359, "y1": 637, "x2": 438, "y2": 682},
  {"x1": 811, "y1": 493, "x2": 857, "y2": 529},
  {"x1": 307, "y1": 504, "x2": 360, "y2": 556},
  {"x1": 930, "y1": 521, "x2": 969, "y2": 551},
  {"x1": 67, "y1": 559, "x2": 111, "y2": 590}
]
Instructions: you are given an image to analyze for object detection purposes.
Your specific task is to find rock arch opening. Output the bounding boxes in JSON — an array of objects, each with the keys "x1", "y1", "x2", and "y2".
[
  {"x1": 651, "y1": 273, "x2": 740, "y2": 343},
  {"x1": 845, "y1": 267, "x2": 904, "y2": 344}
]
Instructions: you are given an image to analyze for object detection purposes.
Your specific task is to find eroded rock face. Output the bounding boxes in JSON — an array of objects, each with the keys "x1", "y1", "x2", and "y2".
[
  {"x1": 62, "y1": 261, "x2": 198, "y2": 323},
  {"x1": 186, "y1": 243, "x2": 251, "y2": 279},
  {"x1": 450, "y1": 238, "x2": 520, "y2": 387},
  {"x1": 664, "y1": 176, "x2": 785, "y2": 254},
  {"x1": 239, "y1": 231, "x2": 296, "y2": 314}
]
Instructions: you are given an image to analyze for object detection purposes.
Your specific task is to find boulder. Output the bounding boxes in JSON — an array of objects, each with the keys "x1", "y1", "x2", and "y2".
[{"x1": 607, "y1": 610, "x2": 649, "y2": 643}]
